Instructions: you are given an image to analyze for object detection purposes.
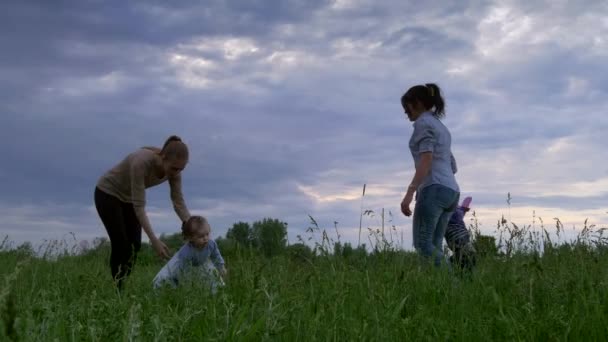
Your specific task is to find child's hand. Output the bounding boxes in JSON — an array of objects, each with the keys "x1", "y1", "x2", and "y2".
[{"x1": 220, "y1": 267, "x2": 228, "y2": 279}]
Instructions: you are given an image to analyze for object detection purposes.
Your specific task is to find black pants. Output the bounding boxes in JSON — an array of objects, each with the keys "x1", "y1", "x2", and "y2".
[{"x1": 94, "y1": 187, "x2": 142, "y2": 288}]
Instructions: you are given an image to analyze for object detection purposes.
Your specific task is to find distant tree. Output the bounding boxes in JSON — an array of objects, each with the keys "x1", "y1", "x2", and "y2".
[
  {"x1": 474, "y1": 235, "x2": 498, "y2": 257},
  {"x1": 226, "y1": 221, "x2": 253, "y2": 247},
  {"x1": 286, "y1": 243, "x2": 313, "y2": 263},
  {"x1": 332, "y1": 241, "x2": 354, "y2": 257},
  {"x1": 252, "y1": 218, "x2": 288, "y2": 257},
  {"x1": 159, "y1": 232, "x2": 185, "y2": 252},
  {"x1": 92, "y1": 237, "x2": 109, "y2": 250},
  {"x1": 215, "y1": 236, "x2": 237, "y2": 258},
  {"x1": 334, "y1": 242, "x2": 343, "y2": 256},
  {"x1": 353, "y1": 243, "x2": 368, "y2": 259},
  {"x1": 15, "y1": 242, "x2": 34, "y2": 257},
  {"x1": 341, "y1": 242, "x2": 354, "y2": 258}
]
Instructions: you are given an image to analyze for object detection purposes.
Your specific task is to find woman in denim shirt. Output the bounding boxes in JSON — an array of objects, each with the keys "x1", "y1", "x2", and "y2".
[{"x1": 400, "y1": 83, "x2": 460, "y2": 266}]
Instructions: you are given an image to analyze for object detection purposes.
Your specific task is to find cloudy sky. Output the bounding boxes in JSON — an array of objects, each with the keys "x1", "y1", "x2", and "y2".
[{"x1": 1, "y1": 0, "x2": 607, "y2": 251}]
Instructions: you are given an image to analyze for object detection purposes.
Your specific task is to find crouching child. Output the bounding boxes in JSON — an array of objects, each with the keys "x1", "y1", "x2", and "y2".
[
  {"x1": 153, "y1": 216, "x2": 227, "y2": 293},
  {"x1": 445, "y1": 196, "x2": 476, "y2": 273}
]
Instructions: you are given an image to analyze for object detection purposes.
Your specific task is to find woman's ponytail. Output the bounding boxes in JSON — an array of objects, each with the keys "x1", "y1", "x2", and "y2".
[
  {"x1": 424, "y1": 83, "x2": 445, "y2": 118},
  {"x1": 161, "y1": 135, "x2": 182, "y2": 153},
  {"x1": 160, "y1": 135, "x2": 188, "y2": 161}
]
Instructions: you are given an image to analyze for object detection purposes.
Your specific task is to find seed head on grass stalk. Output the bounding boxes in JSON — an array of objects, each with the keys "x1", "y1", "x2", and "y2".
[
  {"x1": 0, "y1": 236, "x2": 12, "y2": 251},
  {"x1": 358, "y1": 183, "x2": 366, "y2": 247}
]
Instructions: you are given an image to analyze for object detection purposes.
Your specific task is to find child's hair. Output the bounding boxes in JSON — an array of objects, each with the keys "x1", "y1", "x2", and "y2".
[
  {"x1": 400, "y1": 83, "x2": 446, "y2": 119},
  {"x1": 181, "y1": 216, "x2": 209, "y2": 238},
  {"x1": 161, "y1": 135, "x2": 189, "y2": 161}
]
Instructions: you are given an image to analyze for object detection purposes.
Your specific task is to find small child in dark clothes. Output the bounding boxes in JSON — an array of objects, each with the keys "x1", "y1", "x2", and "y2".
[{"x1": 445, "y1": 196, "x2": 476, "y2": 272}]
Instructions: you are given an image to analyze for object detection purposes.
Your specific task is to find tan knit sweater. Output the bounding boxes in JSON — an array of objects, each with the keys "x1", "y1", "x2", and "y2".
[{"x1": 96, "y1": 148, "x2": 191, "y2": 236}]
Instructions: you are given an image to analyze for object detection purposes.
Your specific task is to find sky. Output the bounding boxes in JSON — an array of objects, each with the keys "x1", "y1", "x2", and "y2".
[{"x1": 1, "y1": 0, "x2": 607, "y2": 251}]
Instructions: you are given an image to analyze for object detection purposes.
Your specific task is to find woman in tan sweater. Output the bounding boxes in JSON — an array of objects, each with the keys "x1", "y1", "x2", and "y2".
[{"x1": 94, "y1": 135, "x2": 191, "y2": 290}]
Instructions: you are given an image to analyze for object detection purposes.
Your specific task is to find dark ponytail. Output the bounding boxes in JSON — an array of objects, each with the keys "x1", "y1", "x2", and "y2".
[
  {"x1": 425, "y1": 83, "x2": 445, "y2": 118},
  {"x1": 161, "y1": 135, "x2": 182, "y2": 153},
  {"x1": 401, "y1": 83, "x2": 446, "y2": 119},
  {"x1": 160, "y1": 135, "x2": 188, "y2": 161}
]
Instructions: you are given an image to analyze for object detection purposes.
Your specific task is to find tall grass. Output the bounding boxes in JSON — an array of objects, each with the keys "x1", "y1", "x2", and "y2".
[{"x1": 1, "y1": 215, "x2": 608, "y2": 340}]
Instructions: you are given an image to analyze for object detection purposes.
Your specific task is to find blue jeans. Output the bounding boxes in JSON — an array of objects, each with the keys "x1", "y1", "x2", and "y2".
[{"x1": 412, "y1": 184, "x2": 460, "y2": 267}]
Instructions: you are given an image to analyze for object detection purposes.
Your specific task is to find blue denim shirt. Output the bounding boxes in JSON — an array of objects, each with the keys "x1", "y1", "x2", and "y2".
[
  {"x1": 153, "y1": 239, "x2": 225, "y2": 288},
  {"x1": 409, "y1": 111, "x2": 459, "y2": 192}
]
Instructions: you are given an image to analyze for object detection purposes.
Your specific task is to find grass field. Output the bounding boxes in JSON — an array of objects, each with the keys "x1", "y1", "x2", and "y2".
[{"x1": 1, "y1": 218, "x2": 608, "y2": 341}]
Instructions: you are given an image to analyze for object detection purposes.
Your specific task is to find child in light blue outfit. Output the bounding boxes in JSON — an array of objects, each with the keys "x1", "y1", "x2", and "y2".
[{"x1": 153, "y1": 216, "x2": 227, "y2": 293}]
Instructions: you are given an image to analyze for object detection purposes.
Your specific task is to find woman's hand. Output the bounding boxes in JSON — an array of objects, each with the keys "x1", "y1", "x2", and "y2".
[
  {"x1": 151, "y1": 238, "x2": 171, "y2": 259},
  {"x1": 401, "y1": 192, "x2": 414, "y2": 217}
]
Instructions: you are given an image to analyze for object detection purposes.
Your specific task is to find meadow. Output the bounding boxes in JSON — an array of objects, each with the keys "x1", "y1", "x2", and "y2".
[{"x1": 1, "y1": 216, "x2": 608, "y2": 341}]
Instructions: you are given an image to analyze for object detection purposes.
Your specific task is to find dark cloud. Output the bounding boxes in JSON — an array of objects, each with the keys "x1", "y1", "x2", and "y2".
[
  {"x1": 1, "y1": 0, "x2": 607, "y2": 246},
  {"x1": 1, "y1": 0, "x2": 332, "y2": 47},
  {"x1": 381, "y1": 26, "x2": 473, "y2": 52}
]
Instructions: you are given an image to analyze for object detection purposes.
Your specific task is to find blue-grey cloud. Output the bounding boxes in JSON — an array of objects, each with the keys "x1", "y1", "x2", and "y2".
[{"x1": 1, "y1": 0, "x2": 607, "y2": 249}]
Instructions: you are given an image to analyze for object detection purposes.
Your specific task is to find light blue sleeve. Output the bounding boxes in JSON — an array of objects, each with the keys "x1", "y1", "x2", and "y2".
[
  {"x1": 412, "y1": 118, "x2": 436, "y2": 153},
  {"x1": 209, "y1": 240, "x2": 225, "y2": 269},
  {"x1": 152, "y1": 244, "x2": 191, "y2": 288}
]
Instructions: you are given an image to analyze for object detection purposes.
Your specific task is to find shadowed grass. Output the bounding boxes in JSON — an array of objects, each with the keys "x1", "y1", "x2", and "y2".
[{"x1": 1, "y1": 235, "x2": 608, "y2": 340}]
